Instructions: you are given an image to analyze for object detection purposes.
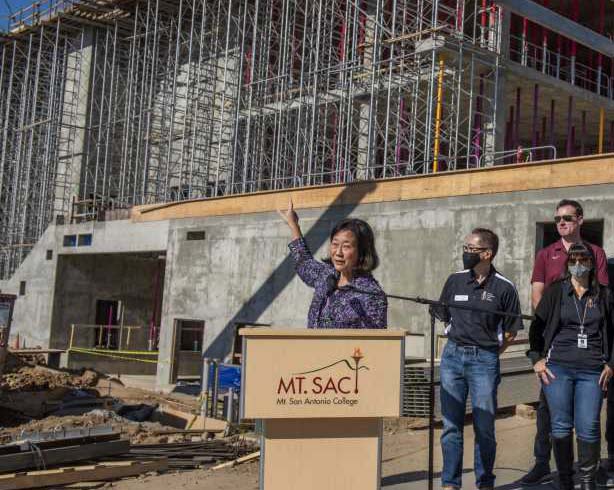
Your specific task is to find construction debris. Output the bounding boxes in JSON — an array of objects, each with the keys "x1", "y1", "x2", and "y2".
[
  {"x1": 0, "y1": 355, "x2": 258, "y2": 489},
  {"x1": 127, "y1": 440, "x2": 256, "y2": 470},
  {"x1": 0, "y1": 439, "x2": 130, "y2": 473},
  {"x1": 151, "y1": 403, "x2": 227, "y2": 434},
  {"x1": 0, "y1": 366, "x2": 98, "y2": 392}
]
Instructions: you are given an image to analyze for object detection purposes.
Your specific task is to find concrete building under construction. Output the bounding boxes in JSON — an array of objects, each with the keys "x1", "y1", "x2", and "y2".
[{"x1": 2, "y1": 0, "x2": 614, "y2": 390}]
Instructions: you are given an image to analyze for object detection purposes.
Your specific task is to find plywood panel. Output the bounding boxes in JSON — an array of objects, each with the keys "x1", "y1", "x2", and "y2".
[
  {"x1": 262, "y1": 418, "x2": 381, "y2": 490},
  {"x1": 131, "y1": 155, "x2": 614, "y2": 223}
]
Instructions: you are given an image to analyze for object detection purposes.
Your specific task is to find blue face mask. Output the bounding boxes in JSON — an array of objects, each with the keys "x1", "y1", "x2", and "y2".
[{"x1": 568, "y1": 263, "x2": 591, "y2": 278}]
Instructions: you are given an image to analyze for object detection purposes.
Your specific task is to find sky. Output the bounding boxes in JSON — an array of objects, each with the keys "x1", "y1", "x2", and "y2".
[
  {"x1": 0, "y1": 0, "x2": 33, "y2": 16},
  {"x1": 0, "y1": 0, "x2": 36, "y2": 29}
]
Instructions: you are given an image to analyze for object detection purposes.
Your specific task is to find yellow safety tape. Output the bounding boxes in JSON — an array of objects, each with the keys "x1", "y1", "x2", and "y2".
[
  {"x1": 74, "y1": 348, "x2": 159, "y2": 356},
  {"x1": 68, "y1": 348, "x2": 160, "y2": 364}
]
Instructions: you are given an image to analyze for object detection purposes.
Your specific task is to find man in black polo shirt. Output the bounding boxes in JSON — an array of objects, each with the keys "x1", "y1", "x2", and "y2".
[{"x1": 434, "y1": 228, "x2": 522, "y2": 490}]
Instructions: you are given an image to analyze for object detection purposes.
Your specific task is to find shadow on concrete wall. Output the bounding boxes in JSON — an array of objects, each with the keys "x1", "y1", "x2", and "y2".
[{"x1": 203, "y1": 181, "x2": 379, "y2": 358}]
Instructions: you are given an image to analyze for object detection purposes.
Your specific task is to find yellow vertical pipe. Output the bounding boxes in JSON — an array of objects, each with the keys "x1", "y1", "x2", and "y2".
[
  {"x1": 599, "y1": 107, "x2": 605, "y2": 153},
  {"x1": 69, "y1": 324, "x2": 75, "y2": 349},
  {"x1": 433, "y1": 57, "x2": 445, "y2": 173}
]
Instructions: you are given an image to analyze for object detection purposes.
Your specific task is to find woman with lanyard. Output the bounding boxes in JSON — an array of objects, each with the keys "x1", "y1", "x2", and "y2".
[
  {"x1": 529, "y1": 243, "x2": 614, "y2": 490},
  {"x1": 277, "y1": 198, "x2": 387, "y2": 328}
]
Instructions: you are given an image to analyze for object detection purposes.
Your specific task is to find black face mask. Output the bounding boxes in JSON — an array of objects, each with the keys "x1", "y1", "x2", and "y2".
[{"x1": 462, "y1": 251, "x2": 481, "y2": 270}]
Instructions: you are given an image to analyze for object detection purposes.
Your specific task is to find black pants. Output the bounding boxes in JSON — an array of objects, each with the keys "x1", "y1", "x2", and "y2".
[
  {"x1": 534, "y1": 379, "x2": 614, "y2": 463},
  {"x1": 608, "y1": 379, "x2": 614, "y2": 456}
]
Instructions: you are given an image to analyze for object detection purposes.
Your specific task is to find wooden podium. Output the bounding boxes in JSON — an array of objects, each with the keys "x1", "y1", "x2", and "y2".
[{"x1": 240, "y1": 328, "x2": 406, "y2": 490}]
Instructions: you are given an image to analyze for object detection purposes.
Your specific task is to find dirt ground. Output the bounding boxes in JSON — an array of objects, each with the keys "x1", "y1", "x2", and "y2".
[
  {"x1": 0, "y1": 358, "x2": 201, "y2": 445},
  {"x1": 83, "y1": 413, "x2": 540, "y2": 490}
]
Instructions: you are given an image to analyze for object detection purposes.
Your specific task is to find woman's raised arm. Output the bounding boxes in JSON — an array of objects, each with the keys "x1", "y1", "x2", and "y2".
[
  {"x1": 279, "y1": 198, "x2": 329, "y2": 288},
  {"x1": 277, "y1": 197, "x2": 302, "y2": 241}
]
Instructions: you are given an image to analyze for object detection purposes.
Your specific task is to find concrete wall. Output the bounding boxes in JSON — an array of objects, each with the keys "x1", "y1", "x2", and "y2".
[
  {"x1": 155, "y1": 184, "x2": 614, "y2": 390},
  {"x1": 50, "y1": 253, "x2": 164, "y2": 352},
  {"x1": 4, "y1": 219, "x2": 169, "y2": 349},
  {"x1": 0, "y1": 225, "x2": 60, "y2": 348}
]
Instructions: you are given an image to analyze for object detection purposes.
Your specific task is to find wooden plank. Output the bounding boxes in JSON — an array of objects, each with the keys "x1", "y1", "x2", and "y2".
[
  {"x1": 211, "y1": 451, "x2": 260, "y2": 471},
  {"x1": 131, "y1": 154, "x2": 614, "y2": 223},
  {"x1": 0, "y1": 459, "x2": 168, "y2": 490},
  {"x1": 239, "y1": 327, "x2": 407, "y2": 338},
  {"x1": 0, "y1": 439, "x2": 130, "y2": 473},
  {"x1": 9, "y1": 349, "x2": 65, "y2": 355},
  {"x1": 1, "y1": 428, "x2": 119, "y2": 455}
]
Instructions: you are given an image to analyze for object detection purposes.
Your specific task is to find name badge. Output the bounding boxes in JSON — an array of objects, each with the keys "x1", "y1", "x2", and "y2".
[
  {"x1": 454, "y1": 295, "x2": 469, "y2": 302},
  {"x1": 578, "y1": 333, "x2": 588, "y2": 349}
]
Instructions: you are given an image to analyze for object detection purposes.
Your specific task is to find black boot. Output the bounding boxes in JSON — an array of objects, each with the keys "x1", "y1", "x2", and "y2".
[
  {"x1": 520, "y1": 462, "x2": 552, "y2": 485},
  {"x1": 578, "y1": 438, "x2": 601, "y2": 490},
  {"x1": 553, "y1": 435, "x2": 575, "y2": 490},
  {"x1": 597, "y1": 455, "x2": 614, "y2": 487}
]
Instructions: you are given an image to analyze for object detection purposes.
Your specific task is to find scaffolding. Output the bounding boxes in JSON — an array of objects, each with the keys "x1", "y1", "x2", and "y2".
[{"x1": 0, "y1": 0, "x2": 612, "y2": 279}]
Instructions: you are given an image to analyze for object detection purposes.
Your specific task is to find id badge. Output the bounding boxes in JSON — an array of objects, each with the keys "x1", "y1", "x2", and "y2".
[{"x1": 577, "y1": 333, "x2": 588, "y2": 349}]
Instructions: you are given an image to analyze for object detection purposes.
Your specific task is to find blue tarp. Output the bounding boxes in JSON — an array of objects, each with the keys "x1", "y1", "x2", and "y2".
[{"x1": 208, "y1": 363, "x2": 241, "y2": 393}]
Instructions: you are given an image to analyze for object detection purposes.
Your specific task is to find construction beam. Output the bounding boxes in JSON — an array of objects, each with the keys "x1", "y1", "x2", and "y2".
[
  {"x1": 131, "y1": 154, "x2": 614, "y2": 223},
  {"x1": 0, "y1": 459, "x2": 168, "y2": 490},
  {"x1": 0, "y1": 439, "x2": 130, "y2": 473},
  {"x1": 495, "y1": 0, "x2": 614, "y2": 58}
]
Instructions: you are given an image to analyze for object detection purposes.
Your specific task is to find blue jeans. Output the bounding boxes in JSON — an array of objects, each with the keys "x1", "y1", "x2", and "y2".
[
  {"x1": 542, "y1": 362, "x2": 603, "y2": 442},
  {"x1": 440, "y1": 340, "x2": 500, "y2": 489}
]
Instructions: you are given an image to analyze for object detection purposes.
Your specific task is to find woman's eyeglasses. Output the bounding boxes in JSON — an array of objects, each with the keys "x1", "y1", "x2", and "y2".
[{"x1": 554, "y1": 215, "x2": 577, "y2": 223}]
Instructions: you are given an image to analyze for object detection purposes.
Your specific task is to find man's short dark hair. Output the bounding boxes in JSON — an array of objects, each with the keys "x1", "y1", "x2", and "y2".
[
  {"x1": 471, "y1": 228, "x2": 499, "y2": 259},
  {"x1": 556, "y1": 199, "x2": 584, "y2": 217}
]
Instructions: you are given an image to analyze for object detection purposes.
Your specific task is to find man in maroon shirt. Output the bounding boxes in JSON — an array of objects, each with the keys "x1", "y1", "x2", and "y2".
[{"x1": 521, "y1": 199, "x2": 609, "y2": 486}]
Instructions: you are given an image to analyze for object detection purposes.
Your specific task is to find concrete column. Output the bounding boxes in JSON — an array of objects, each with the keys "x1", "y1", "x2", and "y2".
[
  {"x1": 155, "y1": 237, "x2": 176, "y2": 391},
  {"x1": 55, "y1": 28, "x2": 94, "y2": 221},
  {"x1": 356, "y1": 102, "x2": 370, "y2": 179},
  {"x1": 355, "y1": 7, "x2": 377, "y2": 180},
  {"x1": 491, "y1": 8, "x2": 511, "y2": 158}
]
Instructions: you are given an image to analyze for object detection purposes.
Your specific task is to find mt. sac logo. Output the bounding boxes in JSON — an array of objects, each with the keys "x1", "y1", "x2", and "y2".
[{"x1": 276, "y1": 347, "x2": 369, "y2": 397}]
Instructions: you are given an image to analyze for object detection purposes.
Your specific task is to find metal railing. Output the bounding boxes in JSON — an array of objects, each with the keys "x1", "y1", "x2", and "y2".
[
  {"x1": 8, "y1": 0, "x2": 75, "y2": 30},
  {"x1": 509, "y1": 34, "x2": 613, "y2": 99},
  {"x1": 479, "y1": 145, "x2": 557, "y2": 166}
]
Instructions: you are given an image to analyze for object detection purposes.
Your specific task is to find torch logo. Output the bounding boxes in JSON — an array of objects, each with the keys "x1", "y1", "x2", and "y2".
[
  {"x1": 290, "y1": 347, "x2": 369, "y2": 394},
  {"x1": 351, "y1": 347, "x2": 364, "y2": 394}
]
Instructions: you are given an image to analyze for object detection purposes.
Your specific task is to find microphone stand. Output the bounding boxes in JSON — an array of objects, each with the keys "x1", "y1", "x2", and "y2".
[{"x1": 338, "y1": 282, "x2": 533, "y2": 489}]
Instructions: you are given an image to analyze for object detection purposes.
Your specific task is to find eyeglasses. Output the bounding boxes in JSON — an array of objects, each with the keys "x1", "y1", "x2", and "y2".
[
  {"x1": 463, "y1": 245, "x2": 489, "y2": 253},
  {"x1": 554, "y1": 215, "x2": 577, "y2": 223}
]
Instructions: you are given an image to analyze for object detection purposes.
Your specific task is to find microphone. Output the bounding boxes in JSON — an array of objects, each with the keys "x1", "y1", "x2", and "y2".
[
  {"x1": 349, "y1": 298, "x2": 368, "y2": 327},
  {"x1": 326, "y1": 274, "x2": 337, "y2": 296}
]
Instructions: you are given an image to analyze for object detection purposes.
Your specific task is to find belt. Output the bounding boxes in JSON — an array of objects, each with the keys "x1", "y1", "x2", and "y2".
[{"x1": 448, "y1": 339, "x2": 498, "y2": 353}]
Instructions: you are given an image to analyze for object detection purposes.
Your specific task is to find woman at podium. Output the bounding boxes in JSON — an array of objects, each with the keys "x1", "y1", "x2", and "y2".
[{"x1": 278, "y1": 198, "x2": 387, "y2": 328}]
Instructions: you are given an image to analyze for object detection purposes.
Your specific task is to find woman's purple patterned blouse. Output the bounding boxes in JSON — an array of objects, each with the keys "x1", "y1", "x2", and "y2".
[{"x1": 288, "y1": 237, "x2": 388, "y2": 329}]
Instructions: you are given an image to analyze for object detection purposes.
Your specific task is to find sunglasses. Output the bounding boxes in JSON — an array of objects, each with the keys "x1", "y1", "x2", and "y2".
[{"x1": 554, "y1": 215, "x2": 577, "y2": 223}]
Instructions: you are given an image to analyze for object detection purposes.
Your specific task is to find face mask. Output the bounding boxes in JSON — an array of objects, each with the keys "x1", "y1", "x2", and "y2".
[
  {"x1": 568, "y1": 263, "x2": 591, "y2": 278},
  {"x1": 463, "y1": 252, "x2": 481, "y2": 270}
]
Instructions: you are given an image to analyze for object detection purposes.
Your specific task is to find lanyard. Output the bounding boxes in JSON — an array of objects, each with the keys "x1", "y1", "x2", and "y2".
[{"x1": 573, "y1": 294, "x2": 590, "y2": 334}]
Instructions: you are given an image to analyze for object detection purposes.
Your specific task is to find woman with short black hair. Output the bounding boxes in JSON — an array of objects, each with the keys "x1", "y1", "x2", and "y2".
[
  {"x1": 278, "y1": 198, "x2": 387, "y2": 328},
  {"x1": 529, "y1": 243, "x2": 614, "y2": 490}
]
